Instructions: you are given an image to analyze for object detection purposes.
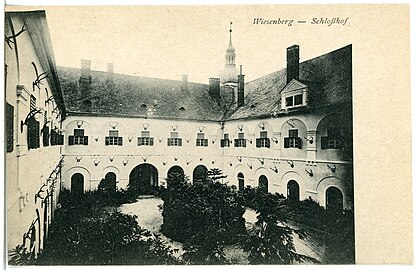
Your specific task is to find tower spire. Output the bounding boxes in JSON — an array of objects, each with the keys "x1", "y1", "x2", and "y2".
[{"x1": 229, "y1": 21, "x2": 233, "y2": 47}]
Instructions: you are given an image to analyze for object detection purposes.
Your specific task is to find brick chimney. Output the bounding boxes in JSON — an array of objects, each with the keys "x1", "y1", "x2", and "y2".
[
  {"x1": 286, "y1": 45, "x2": 299, "y2": 84},
  {"x1": 181, "y1": 74, "x2": 188, "y2": 91},
  {"x1": 237, "y1": 65, "x2": 245, "y2": 107},
  {"x1": 106, "y1": 63, "x2": 114, "y2": 83},
  {"x1": 209, "y1": 78, "x2": 220, "y2": 99},
  {"x1": 79, "y1": 59, "x2": 92, "y2": 97}
]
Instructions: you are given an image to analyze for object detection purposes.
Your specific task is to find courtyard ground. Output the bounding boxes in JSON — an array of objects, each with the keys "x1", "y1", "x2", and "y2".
[{"x1": 119, "y1": 196, "x2": 323, "y2": 263}]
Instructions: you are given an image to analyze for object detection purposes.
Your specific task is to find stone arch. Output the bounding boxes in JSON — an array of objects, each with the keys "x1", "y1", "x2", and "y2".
[
  {"x1": 254, "y1": 167, "x2": 272, "y2": 188},
  {"x1": 98, "y1": 172, "x2": 117, "y2": 192},
  {"x1": 193, "y1": 164, "x2": 208, "y2": 184},
  {"x1": 129, "y1": 163, "x2": 159, "y2": 195},
  {"x1": 280, "y1": 171, "x2": 304, "y2": 199},
  {"x1": 326, "y1": 186, "x2": 344, "y2": 211},
  {"x1": 64, "y1": 166, "x2": 91, "y2": 191},
  {"x1": 237, "y1": 172, "x2": 245, "y2": 191},
  {"x1": 287, "y1": 180, "x2": 300, "y2": 201},
  {"x1": 258, "y1": 175, "x2": 269, "y2": 193},
  {"x1": 71, "y1": 173, "x2": 84, "y2": 194},
  {"x1": 316, "y1": 176, "x2": 348, "y2": 209}
]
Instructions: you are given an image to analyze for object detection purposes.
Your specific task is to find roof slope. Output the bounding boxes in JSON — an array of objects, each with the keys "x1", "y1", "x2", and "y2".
[
  {"x1": 226, "y1": 44, "x2": 352, "y2": 120},
  {"x1": 58, "y1": 68, "x2": 225, "y2": 121},
  {"x1": 58, "y1": 44, "x2": 351, "y2": 121}
]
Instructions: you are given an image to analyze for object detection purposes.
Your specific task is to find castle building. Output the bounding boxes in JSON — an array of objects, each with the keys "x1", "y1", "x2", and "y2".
[
  {"x1": 5, "y1": 11, "x2": 353, "y2": 258},
  {"x1": 5, "y1": 11, "x2": 66, "y2": 256}
]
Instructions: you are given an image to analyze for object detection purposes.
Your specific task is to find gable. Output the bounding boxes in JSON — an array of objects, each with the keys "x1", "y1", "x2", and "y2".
[{"x1": 280, "y1": 79, "x2": 308, "y2": 94}]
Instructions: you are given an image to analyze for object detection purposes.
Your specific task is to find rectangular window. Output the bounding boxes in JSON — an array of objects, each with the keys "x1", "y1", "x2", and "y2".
[
  {"x1": 294, "y1": 94, "x2": 303, "y2": 105},
  {"x1": 284, "y1": 129, "x2": 302, "y2": 149},
  {"x1": 105, "y1": 130, "x2": 122, "y2": 146},
  {"x1": 69, "y1": 128, "x2": 88, "y2": 145},
  {"x1": 28, "y1": 117, "x2": 40, "y2": 150},
  {"x1": 168, "y1": 132, "x2": 182, "y2": 146},
  {"x1": 256, "y1": 131, "x2": 270, "y2": 148},
  {"x1": 196, "y1": 133, "x2": 208, "y2": 147},
  {"x1": 30, "y1": 95, "x2": 36, "y2": 111},
  {"x1": 138, "y1": 130, "x2": 154, "y2": 146},
  {"x1": 321, "y1": 127, "x2": 342, "y2": 149},
  {"x1": 6, "y1": 103, "x2": 14, "y2": 152},
  {"x1": 285, "y1": 96, "x2": 293, "y2": 107},
  {"x1": 42, "y1": 125, "x2": 49, "y2": 147},
  {"x1": 220, "y1": 133, "x2": 230, "y2": 147}
]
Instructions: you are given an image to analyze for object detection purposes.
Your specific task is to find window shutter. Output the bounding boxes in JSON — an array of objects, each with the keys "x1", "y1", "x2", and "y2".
[
  {"x1": 266, "y1": 138, "x2": 270, "y2": 148},
  {"x1": 167, "y1": 138, "x2": 171, "y2": 146},
  {"x1": 284, "y1": 137, "x2": 290, "y2": 148},
  {"x1": 69, "y1": 135, "x2": 74, "y2": 145},
  {"x1": 59, "y1": 134, "x2": 64, "y2": 145},
  {"x1": 83, "y1": 136, "x2": 89, "y2": 145},
  {"x1": 220, "y1": 139, "x2": 225, "y2": 147},
  {"x1": 297, "y1": 137, "x2": 302, "y2": 149},
  {"x1": 256, "y1": 138, "x2": 260, "y2": 148},
  {"x1": 118, "y1": 137, "x2": 123, "y2": 146},
  {"x1": 42, "y1": 126, "x2": 49, "y2": 147},
  {"x1": 242, "y1": 140, "x2": 246, "y2": 148},
  {"x1": 178, "y1": 138, "x2": 182, "y2": 146},
  {"x1": 321, "y1": 137, "x2": 328, "y2": 149},
  {"x1": 138, "y1": 137, "x2": 142, "y2": 146},
  {"x1": 6, "y1": 103, "x2": 14, "y2": 152},
  {"x1": 105, "y1": 137, "x2": 109, "y2": 145},
  {"x1": 150, "y1": 137, "x2": 154, "y2": 146}
]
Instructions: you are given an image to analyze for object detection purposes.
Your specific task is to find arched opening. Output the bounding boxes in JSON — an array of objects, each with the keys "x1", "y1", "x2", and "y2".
[
  {"x1": 71, "y1": 173, "x2": 84, "y2": 194},
  {"x1": 287, "y1": 180, "x2": 300, "y2": 201},
  {"x1": 237, "y1": 172, "x2": 244, "y2": 191},
  {"x1": 193, "y1": 165, "x2": 208, "y2": 185},
  {"x1": 167, "y1": 166, "x2": 185, "y2": 188},
  {"x1": 326, "y1": 186, "x2": 344, "y2": 211},
  {"x1": 258, "y1": 175, "x2": 268, "y2": 193},
  {"x1": 99, "y1": 172, "x2": 117, "y2": 192},
  {"x1": 129, "y1": 164, "x2": 158, "y2": 195}
]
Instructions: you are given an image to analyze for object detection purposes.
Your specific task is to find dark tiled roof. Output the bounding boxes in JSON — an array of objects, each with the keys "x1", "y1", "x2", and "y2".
[
  {"x1": 58, "y1": 44, "x2": 351, "y2": 121},
  {"x1": 226, "y1": 44, "x2": 352, "y2": 120},
  {"x1": 57, "y1": 67, "x2": 225, "y2": 121}
]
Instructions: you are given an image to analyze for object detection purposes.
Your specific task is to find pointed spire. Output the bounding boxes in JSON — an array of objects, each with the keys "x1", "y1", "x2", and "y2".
[
  {"x1": 226, "y1": 21, "x2": 235, "y2": 53},
  {"x1": 229, "y1": 21, "x2": 233, "y2": 47}
]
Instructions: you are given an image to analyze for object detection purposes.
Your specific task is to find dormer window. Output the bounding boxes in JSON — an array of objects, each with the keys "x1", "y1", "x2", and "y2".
[
  {"x1": 105, "y1": 130, "x2": 123, "y2": 146},
  {"x1": 281, "y1": 79, "x2": 308, "y2": 109}
]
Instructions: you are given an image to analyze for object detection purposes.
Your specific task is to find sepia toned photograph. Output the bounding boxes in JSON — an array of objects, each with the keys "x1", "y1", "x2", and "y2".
[{"x1": 3, "y1": 4, "x2": 411, "y2": 266}]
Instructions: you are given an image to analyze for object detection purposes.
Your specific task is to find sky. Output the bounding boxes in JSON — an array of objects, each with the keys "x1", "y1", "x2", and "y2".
[{"x1": 30, "y1": 5, "x2": 353, "y2": 83}]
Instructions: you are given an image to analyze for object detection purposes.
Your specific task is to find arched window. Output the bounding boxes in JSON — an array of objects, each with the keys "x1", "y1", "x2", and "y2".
[
  {"x1": 287, "y1": 180, "x2": 300, "y2": 201},
  {"x1": 98, "y1": 172, "x2": 117, "y2": 192},
  {"x1": 71, "y1": 173, "x2": 84, "y2": 194},
  {"x1": 193, "y1": 165, "x2": 208, "y2": 185},
  {"x1": 259, "y1": 175, "x2": 268, "y2": 193},
  {"x1": 326, "y1": 187, "x2": 343, "y2": 211},
  {"x1": 237, "y1": 172, "x2": 244, "y2": 191}
]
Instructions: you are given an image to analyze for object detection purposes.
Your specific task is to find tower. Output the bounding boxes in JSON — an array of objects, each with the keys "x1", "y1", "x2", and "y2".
[{"x1": 220, "y1": 22, "x2": 238, "y2": 85}]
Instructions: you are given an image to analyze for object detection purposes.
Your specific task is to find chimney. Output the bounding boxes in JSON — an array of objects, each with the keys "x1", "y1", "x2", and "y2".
[
  {"x1": 79, "y1": 59, "x2": 92, "y2": 97},
  {"x1": 181, "y1": 74, "x2": 188, "y2": 91},
  {"x1": 209, "y1": 78, "x2": 220, "y2": 99},
  {"x1": 237, "y1": 65, "x2": 245, "y2": 107},
  {"x1": 286, "y1": 45, "x2": 299, "y2": 84},
  {"x1": 106, "y1": 63, "x2": 114, "y2": 83}
]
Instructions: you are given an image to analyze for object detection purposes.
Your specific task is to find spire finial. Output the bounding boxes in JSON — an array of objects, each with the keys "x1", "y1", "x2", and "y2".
[{"x1": 229, "y1": 21, "x2": 233, "y2": 47}]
